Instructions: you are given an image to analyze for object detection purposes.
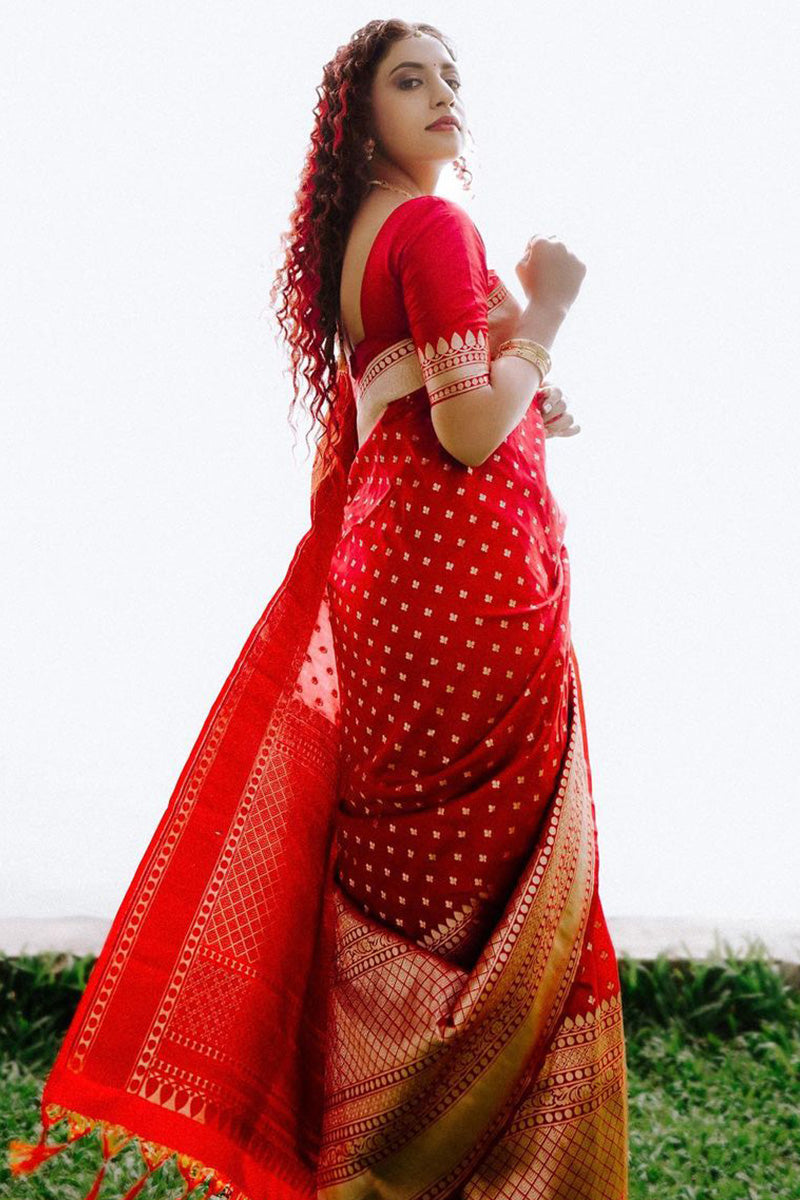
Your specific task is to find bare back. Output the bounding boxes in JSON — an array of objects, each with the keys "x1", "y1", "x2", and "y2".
[{"x1": 339, "y1": 192, "x2": 411, "y2": 359}]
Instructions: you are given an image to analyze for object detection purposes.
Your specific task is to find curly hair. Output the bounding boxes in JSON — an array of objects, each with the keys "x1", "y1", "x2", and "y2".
[{"x1": 269, "y1": 18, "x2": 473, "y2": 480}]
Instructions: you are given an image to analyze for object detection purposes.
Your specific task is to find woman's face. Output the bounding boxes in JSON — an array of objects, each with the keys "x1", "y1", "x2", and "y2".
[{"x1": 369, "y1": 34, "x2": 466, "y2": 169}]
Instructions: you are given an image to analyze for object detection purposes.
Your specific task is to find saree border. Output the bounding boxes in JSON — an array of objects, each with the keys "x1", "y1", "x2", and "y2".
[
  {"x1": 350, "y1": 275, "x2": 519, "y2": 434},
  {"x1": 317, "y1": 648, "x2": 596, "y2": 1200}
]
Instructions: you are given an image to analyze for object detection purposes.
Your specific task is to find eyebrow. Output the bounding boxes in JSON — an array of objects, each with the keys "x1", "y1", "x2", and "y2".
[{"x1": 388, "y1": 60, "x2": 459, "y2": 76}]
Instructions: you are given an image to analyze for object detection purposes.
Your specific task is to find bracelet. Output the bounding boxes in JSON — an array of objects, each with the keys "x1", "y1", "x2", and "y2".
[{"x1": 495, "y1": 337, "x2": 551, "y2": 382}]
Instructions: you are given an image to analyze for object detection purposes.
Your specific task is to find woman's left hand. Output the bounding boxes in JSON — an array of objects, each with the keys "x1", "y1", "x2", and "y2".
[{"x1": 535, "y1": 384, "x2": 581, "y2": 438}]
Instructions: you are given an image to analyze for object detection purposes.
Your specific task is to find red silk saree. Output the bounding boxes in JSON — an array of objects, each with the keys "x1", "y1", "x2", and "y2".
[{"x1": 9, "y1": 195, "x2": 629, "y2": 1200}]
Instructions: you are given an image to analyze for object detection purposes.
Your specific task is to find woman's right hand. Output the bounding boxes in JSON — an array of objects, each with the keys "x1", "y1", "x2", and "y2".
[{"x1": 515, "y1": 236, "x2": 587, "y2": 312}]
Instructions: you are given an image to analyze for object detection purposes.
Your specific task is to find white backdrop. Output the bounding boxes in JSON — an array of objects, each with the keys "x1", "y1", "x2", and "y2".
[{"x1": 2, "y1": 0, "x2": 798, "y2": 926}]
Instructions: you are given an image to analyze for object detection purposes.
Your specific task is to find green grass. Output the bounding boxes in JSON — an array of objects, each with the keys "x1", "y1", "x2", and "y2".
[
  {"x1": 0, "y1": 943, "x2": 798, "y2": 1198},
  {"x1": 619, "y1": 945, "x2": 800, "y2": 1197}
]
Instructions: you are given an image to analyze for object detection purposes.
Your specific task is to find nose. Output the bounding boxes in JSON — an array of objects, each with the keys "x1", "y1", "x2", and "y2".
[{"x1": 434, "y1": 78, "x2": 458, "y2": 105}]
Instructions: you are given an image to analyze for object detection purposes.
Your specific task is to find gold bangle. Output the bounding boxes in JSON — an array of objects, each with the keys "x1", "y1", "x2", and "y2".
[{"x1": 495, "y1": 337, "x2": 551, "y2": 381}]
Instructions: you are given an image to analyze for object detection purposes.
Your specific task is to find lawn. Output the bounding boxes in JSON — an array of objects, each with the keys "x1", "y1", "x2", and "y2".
[{"x1": 1, "y1": 944, "x2": 798, "y2": 1199}]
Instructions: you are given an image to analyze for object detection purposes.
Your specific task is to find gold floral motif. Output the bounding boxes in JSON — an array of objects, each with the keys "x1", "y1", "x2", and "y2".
[
  {"x1": 416, "y1": 328, "x2": 491, "y2": 406},
  {"x1": 351, "y1": 275, "x2": 519, "y2": 444}
]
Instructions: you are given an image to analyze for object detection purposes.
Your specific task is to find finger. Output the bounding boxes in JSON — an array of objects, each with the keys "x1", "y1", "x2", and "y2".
[
  {"x1": 547, "y1": 413, "x2": 575, "y2": 432},
  {"x1": 539, "y1": 390, "x2": 564, "y2": 415},
  {"x1": 554, "y1": 420, "x2": 581, "y2": 437}
]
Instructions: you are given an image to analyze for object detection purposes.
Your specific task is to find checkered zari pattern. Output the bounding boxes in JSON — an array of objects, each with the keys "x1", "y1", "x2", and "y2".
[{"x1": 461, "y1": 993, "x2": 629, "y2": 1199}]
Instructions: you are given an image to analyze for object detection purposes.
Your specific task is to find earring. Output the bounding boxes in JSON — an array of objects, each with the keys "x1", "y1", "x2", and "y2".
[
  {"x1": 365, "y1": 138, "x2": 375, "y2": 161},
  {"x1": 452, "y1": 153, "x2": 473, "y2": 194}
]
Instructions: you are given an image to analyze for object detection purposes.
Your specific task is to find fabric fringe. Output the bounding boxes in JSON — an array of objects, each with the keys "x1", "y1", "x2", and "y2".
[{"x1": 8, "y1": 1102, "x2": 249, "y2": 1200}]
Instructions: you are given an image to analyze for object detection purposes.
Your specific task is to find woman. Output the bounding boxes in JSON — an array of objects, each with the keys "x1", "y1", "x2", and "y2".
[{"x1": 10, "y1": 18, "x2": 628, "y2": 1200}]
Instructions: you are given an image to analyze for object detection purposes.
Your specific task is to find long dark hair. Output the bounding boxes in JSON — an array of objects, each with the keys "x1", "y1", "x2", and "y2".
[{"x1": 269, "y1": 18, "x2": 472, "y2": 470}]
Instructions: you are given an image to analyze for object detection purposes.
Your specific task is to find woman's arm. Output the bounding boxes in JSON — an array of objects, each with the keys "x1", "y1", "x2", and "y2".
[
  {"x1": 433, "y1": 298, "x2": 567, "y2": 467},
  {"x1": 393, "y1": 199, "x2": 579, "y2": 468}
]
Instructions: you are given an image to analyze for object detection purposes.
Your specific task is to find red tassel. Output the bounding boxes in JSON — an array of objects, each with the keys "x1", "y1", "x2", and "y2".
[
  {"x1": 8, "y1": 1106, "x2": 95, "y2": 1176},
  {"x1": 113, "y1": 1140, "x2": 173, "y2": 1200},
  {"x1": 205, "y1": 1183, "x2": 236, "y2": 1199},
  {"x1": 101, "y1": 1122, "x2": 135, "y2": 1159},
  {"x1": 139, "y1": 1140, "x2": 174, "y2": 1171},
  {"x1": 81, "y1": 1122, "x2": 136, "y2": 1200},
  {"x1": 174, "y1": 1150, "x2": 221, "y2": 1196},
  {"x1": 83, "y1": 1159, "x2": 110, "y2": 1200},
  {"x1": 119, "y1": 1173, "x2": 156, "y2": 1200},
  {"x1": 8, "y1": 1135, "x2": 74, "y2": 1174},
  {"x1": 7, "y1": 1103, "x2": 244, "y2": 1200}
]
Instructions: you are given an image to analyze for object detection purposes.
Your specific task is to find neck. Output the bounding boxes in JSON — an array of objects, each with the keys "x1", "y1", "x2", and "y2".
[{"x1": 368, "y1": 152, "x2": 441, "y2": 197}]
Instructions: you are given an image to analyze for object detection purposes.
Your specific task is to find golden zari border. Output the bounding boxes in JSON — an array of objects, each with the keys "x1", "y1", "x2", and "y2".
[
  {"x1": 349, "y1": 276, "x2": 516, "y2": 430},
  {"x1": 461, "y1": 991, "x2": 628, "y2": 1198},
  {"x1": 317, "y1": 654, "x2": 597, "y2": 1200},
  {"x1": 417, "y1": 328, "x2": 491, "y2": 406}
]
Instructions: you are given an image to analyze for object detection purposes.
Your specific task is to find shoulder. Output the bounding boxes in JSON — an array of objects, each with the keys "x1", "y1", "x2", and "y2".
[
  {"x1": 393, "y1": 194, "x2": 482, "y2": 238},
  {"x1": 390, "y1": 195, "x2": 487, "y2": 269}
]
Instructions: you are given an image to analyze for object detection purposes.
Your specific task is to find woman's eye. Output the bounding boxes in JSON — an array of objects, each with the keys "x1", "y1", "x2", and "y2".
[{"x1": 398, "y1": 77, "x2": 462, "y2": 90}]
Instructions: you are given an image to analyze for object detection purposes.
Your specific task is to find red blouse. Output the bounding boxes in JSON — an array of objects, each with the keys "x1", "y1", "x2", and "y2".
[{"x1": 345, "y1": 195, "x2": 521, "y2": 442}]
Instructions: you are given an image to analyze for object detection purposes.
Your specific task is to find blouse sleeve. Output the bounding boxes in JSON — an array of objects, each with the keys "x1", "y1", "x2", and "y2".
[{"x1": 392, "y1": 197, "x2": 492, "y2": 408}]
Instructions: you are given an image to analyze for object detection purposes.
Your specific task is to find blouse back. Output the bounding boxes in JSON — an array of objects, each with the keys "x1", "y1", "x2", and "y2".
[{"x1": 340, "y1": 195, "x2": 518, "y2": 447}]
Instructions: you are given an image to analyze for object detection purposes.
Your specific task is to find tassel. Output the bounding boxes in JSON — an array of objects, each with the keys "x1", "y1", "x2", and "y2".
[
  {"x1": 171, "y1": 1152, "x2": 212, "y2": 1198},
  {"x1": 117, "y1": 1140, "x2": 177, "y2": 1200},
  {"x1": 8, "y1": 1105, "x2": 95, "y2": 1176},
  {"x1": 7, "y1": 1103, "x2": 245, "y2": 1200},
  {"x1": 119, "y1": 1173, "x2": 156, "y2": 1200},
  {"x1": 83, "y1": 1161, "x2": 109, "y2": 1200},
  {"x1": 79, "y1": 1122, "x2": 135, "y2": 1200},
  {"x1": 8, "y1": 1135, "x2": 76, "y2": 1174}
]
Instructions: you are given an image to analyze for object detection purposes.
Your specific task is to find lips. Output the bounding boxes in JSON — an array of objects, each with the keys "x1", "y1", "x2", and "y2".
[{"x1": 427, "y1": 118, "x2": 459, "y2": 130}]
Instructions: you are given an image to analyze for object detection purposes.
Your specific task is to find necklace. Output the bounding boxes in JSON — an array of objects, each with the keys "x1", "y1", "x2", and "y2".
[{"x1": 367, "y1": 178, "x2": 424, "y2": 201}]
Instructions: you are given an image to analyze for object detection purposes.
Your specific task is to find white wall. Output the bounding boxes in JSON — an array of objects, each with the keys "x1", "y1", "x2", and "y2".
[{"x1": 2, "y1": 0, "x2": 798, "y2": 925}]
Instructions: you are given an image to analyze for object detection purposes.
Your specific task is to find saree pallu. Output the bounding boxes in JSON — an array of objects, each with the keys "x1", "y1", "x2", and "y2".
[{"x1": 9, "y1": 363, "x2": 628, "y2": 1200}]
